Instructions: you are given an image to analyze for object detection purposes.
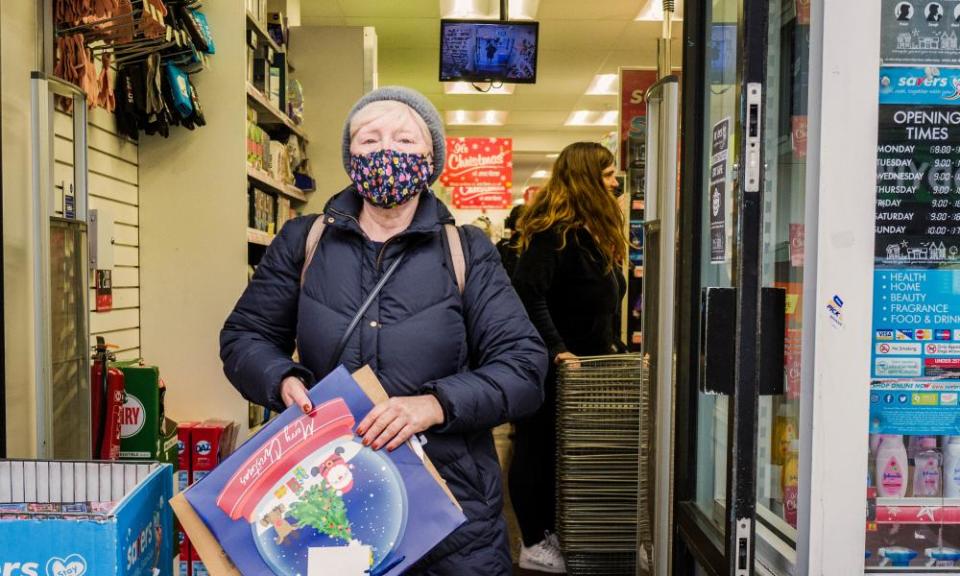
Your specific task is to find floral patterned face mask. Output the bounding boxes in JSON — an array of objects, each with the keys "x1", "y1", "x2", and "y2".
[{"x1": 348, "y1": 149, "x2": 433, "y2": 208}]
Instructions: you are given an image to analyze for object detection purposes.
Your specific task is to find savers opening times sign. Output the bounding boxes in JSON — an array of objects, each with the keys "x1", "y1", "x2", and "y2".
[{"x1": 441, "y1": 137, "x2": 513, "y2": 209}]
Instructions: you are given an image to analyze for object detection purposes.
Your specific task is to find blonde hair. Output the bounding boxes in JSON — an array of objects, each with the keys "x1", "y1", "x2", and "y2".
[
  {"x1": 349, "y1": 100, "x2": 432, "y2": 149},
  {"x1": 519, "y1": 142, "x2": 627, "y2": 271}
]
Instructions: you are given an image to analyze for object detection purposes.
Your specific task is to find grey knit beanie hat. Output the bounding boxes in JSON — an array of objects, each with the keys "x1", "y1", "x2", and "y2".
[{"x1": 342, "y1": 86, "x2": 446, "y2": 185}]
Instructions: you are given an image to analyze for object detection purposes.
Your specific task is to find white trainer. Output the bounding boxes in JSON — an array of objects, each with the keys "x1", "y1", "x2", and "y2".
[{"x1": 519, "y1": 531, "x2": 567, "y2": 574}]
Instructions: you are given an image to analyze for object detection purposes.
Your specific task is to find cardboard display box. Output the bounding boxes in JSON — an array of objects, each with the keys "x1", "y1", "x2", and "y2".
[
  {"x1": 171, "y1": 367, "x2": 460, "y2": 576},
  {"x1": 0, "y1": 460, "x2": 174, "y2": 576}
]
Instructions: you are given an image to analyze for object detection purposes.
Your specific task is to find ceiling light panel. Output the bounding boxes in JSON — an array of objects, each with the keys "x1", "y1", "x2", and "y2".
[
  {"x1": 445, "y1": 110, "x2": 509, "y2": 125},
  {"x1": 635, "y1": 0, "x2": 684, "y2": 21},
  {"x1": 564, "y1": 110, "x2": 619, "y2": 126},
  {"x1": 531, "y1": 170, "x2": 551, "y2": 178},
  {"x1": 444, "y1": 82, "x2": 516, "y2": 95},
  {"x1": 440, "y1": 0, "x2": 495, "y2": 18},
  {"x1": 509, "y1": 0, "x2": 540, "y2": 20},
  {"x1": 441, "y1": 0, "x2": 540, "y2": 19},
  {"x1": 585, "y1": 74, "x2": 619, "y2": 96}
]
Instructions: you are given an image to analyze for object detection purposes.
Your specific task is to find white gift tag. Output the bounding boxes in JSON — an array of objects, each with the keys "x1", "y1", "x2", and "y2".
[{"x1": 308, "y1": 541, "x2": 372, "y2": 576}]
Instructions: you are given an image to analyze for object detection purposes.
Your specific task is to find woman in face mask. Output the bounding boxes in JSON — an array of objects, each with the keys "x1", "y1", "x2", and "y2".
[
  {"x1": 508, "y1": 141, "x2": 628, "y2": 574},
  {"x1": 220, "y1": 87, "x2": 548, "y2": 575}
]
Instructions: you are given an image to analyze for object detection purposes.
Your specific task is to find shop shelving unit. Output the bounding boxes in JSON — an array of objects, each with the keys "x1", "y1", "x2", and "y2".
[
  {"x1": 247, "y1": 166, "x2": 307, "y2": 203},
  {"x1": 139, "y1": 10, "x2": 375, "y2": 440},
  {"x1": 139, "y1": 3, "x2": 311, "y2": 439},
  {"x1": 244, "y1": 11, "x2": 311, "y2": 255}
]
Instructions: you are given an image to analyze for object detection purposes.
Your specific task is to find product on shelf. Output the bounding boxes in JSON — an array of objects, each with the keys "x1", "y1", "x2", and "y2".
[
  {"x1": 277, "y1": 197, "x2": 292, "y2": 234},
  {"x1": 879, "y1": 546, "x2": 918, "y2": 568},
  {"x1": 773, "y1": 409, "x2": 797, "y2": 467},
  {"x1": 912, "y1": 436, "x2": 942, "y2": 497},
  {"x1": 268, "y1": 140, "x2": 294, "y2": 183},
  {"x1": 946, "y1": 436, "x2": 960, "y2": 497},
  {"x1": 249, "y1": 187, "x2": 278, "y2": 234},
  {"x1": 782, "y1": 440, "x2": 799, "y2": 528},
  {"x1": 267, "y1": 12, "x2": 288, "y2": 49},
  {"x1": 191, "y1": 420, "x2": 237, "y2": 485},
  {"x1": 288, "y1": 79, "x2": 305, "y2": 125},
  {"x1": 246, "y1": 108, "x2": 270, "y2": 172},
  {"x1": 876, "y1": 434, "x2": 909, "y2": 498},
  {"x1": 177, "y1": 422, "x2": 199, "y2": 492},
  {"x1": 926, "y1": 547, "x2": 960, "y2": 567},
  {"x1": 269, "y1": 67, "x2": 282, "y2": 109}
]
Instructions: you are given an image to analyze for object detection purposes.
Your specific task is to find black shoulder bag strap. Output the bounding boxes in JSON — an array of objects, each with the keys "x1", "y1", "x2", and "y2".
[{"x1": 325, "y1": 249, "x2": 408, "y2": 374}]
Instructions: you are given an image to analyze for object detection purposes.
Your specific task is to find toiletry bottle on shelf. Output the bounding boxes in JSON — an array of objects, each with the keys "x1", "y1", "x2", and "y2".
[
  {"x1": 782, "y1": 440, "x2": 799, "y2": 528},
  {"x1": 773, "y1": 407, "x2": 796, "y2": 466},
  {"x1": 913, "y1": 436, "x2": 942, "y2": 497},
  {"x1": 877, "y1": 434, "x2": 909, "y2": 498},
  {"x1": 944, "y1": 436, "x2": 960, "y2": 497}
]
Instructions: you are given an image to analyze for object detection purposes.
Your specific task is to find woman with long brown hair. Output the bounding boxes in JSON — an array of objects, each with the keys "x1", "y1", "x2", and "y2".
[{"x1": 509, "y1": 141, "x2": 627, "y2": 573}]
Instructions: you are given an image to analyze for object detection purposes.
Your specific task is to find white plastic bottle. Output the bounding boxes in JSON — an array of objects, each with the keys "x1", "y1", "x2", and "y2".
[
  {"x1": 943, "y1": 437, "x2": 960, "y2": 498},
  {"x1": 913, "y1": 436, "x2": 942, "y2": 497},
  {"x1": 876, "y1": 434, "x2": 909, "y2": 498}
]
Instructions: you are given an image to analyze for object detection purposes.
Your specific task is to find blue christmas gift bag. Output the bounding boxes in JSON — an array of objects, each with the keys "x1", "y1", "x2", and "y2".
[{"x1": 180, "y1": 366, "x2": 466, "y2": 576}]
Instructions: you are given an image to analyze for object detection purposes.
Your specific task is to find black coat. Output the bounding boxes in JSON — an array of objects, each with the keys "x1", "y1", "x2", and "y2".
[
  {"x1": 220, "y1": 187, "x2": 548, "y2": 572},
  {"x1": 512, "y1": 228, "x2": 625, "y2": 361}
]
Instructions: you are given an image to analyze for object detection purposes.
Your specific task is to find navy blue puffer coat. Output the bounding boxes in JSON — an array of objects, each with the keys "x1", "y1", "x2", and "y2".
[{"x1": 220, "y1": 187, "x2": 548, "y2": 574}]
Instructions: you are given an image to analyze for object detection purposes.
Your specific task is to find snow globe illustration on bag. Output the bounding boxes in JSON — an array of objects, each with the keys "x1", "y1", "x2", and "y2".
[{"x1": 217, "y1": 398, "x2": 409, "y2": 575}]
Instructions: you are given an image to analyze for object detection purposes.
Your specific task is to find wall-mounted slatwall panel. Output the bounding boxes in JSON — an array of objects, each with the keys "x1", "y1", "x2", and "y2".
[{"x1": 54, "y1": 107, "x2": 140, "y2": 361}]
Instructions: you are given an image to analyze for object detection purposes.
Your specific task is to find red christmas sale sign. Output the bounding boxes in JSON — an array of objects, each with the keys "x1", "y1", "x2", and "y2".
[
  {"x1": 440, "y1": 137, "x2": 513, "y2": 188},
  {"x1": 450, "y1": 186, "x2": 513, "y2": 209}
]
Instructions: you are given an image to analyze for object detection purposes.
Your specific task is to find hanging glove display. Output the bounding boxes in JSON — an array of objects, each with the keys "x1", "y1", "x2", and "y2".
[{"x1": 54, "y1": 0, "x2": 215, "y2": 137}]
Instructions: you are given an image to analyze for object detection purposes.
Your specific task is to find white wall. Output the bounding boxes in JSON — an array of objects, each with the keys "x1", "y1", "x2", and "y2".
[
  {"x1": 139, "y1": 0, "x2": 250, "y2": 437},
  {"x1": 290, "y1": 26, "x2": 369, "y2": 213},
  {"x1": 2, "y1": 0, "x2": 39, "y2": 457},
  {"x1": 54, "y1": 109, "x2": 141, "y2": 361},
  {"x1": 798, "y1": 0, "x2": 879, "y2": 572}
]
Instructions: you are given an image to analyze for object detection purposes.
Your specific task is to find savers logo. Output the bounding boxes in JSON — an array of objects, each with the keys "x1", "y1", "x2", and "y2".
[{"x1": 897, "y1": 74, "x2": 949, "y2": 88}]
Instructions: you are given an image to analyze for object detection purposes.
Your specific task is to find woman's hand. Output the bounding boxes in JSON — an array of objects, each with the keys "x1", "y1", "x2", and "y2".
[
  {"x1": 280, "y1": 376, "x2": 312, "y2": 414},
  {"x1": 555, "y1": 351, "x2": 580, "y2": 369},
  {"x1": 356, "y1": 395, "x2": 445, "y2": 451}
]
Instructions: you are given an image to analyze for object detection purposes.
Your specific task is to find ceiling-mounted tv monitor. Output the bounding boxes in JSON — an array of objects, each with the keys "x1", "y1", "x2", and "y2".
[{"x1": 439, "y1": 19, "x2": 539, "y2": 84}]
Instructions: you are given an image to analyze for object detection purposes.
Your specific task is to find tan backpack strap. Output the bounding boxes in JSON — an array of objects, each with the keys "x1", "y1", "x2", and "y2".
[
  {"x1": 444, "y1": 224, "x2": 466, "y2": 295},
  {"x1": 301, "y1": 214, "x2": 326, "y2": 288}
]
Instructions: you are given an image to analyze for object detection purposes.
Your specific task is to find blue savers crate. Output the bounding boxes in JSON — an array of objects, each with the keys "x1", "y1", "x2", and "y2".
[{"x1": 0, "y1": 460, "x2": 173, "y2": 576}]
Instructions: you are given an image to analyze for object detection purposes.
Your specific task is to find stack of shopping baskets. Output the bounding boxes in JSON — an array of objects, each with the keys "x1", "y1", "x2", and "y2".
[{"x1": 556, "y1": 354, "x2": 650, "y2": 575}]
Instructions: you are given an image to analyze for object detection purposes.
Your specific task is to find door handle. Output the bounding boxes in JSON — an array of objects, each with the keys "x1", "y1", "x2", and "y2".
[
  {"x1": 700, "y1": 287, "x2": 786, "y2": 396},
  {"x1": 759, "y1": 287, "x2": 786, "y2": 396},
  {"x1": 701, "y1": 287, "x2": 736, "y2": 395}
]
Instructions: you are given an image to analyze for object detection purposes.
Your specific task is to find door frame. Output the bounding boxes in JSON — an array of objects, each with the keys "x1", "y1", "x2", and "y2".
[
  {"x1": 670, "y1": 0, "x2": 771, "y2": 570},
  {"x1": 672, "y1": 0, "x2": 882, "y2": 573},
  {"x1": 671, "y1": 0, "x2": 715, "y2": 567},
  {"x1": 0, "y1": 2, "x2": 6, "y2": 459}
]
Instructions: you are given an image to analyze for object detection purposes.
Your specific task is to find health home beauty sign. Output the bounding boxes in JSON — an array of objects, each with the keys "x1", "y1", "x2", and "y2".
[{"x1": 440, "y1": 137, "x2": 513, "y2": 209}]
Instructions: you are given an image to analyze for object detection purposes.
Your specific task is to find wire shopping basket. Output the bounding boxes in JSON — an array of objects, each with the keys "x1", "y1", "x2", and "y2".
[{"x1": 555, "y1": 354, "x2": 651, "y2": 576}]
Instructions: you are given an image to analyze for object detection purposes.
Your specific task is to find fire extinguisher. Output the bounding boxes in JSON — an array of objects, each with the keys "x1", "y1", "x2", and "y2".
[{"x1": 91, "y1": 336, "x2": 125, "y2": 460}]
